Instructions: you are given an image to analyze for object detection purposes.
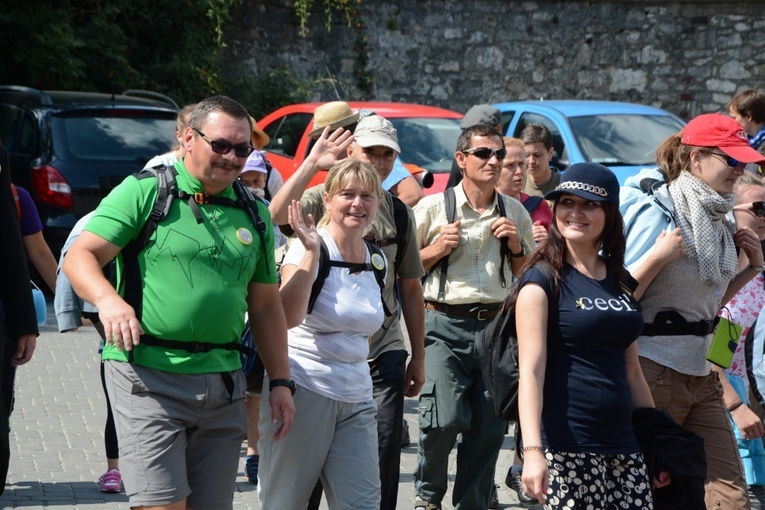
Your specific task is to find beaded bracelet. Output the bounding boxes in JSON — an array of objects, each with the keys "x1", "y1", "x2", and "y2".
[{"x1": 521, "y1": 445, "x2": 544, "y2": 453}]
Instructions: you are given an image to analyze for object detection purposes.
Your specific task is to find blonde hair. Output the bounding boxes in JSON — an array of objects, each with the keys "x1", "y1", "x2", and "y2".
[
  {"x1": 173, "y1": 103, "x2": 197, "y2": 151},
  {"x1": 735, "y1": 171, "x2": 765, "y2": 202},
  {"x1": 318, "y1": 159, "x2": 382, "y2": 227},
  {"x1": 503, "y1": 137, "x2": 525, "y2": 154}
]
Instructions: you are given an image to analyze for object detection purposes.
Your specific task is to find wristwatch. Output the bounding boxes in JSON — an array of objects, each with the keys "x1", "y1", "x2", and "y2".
[
  {"x1": 269, "y1": 378, "x2": 297, "y2": 395},
  {"x1": 749, "y1": 264, "x2": 765, "y2": 273}
]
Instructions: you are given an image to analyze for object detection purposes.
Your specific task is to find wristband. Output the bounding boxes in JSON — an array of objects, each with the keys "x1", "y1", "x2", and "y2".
[
  {"x1": 269, "y1": 378, "x2": 297, "y2": 395},
  {"x1": 510, "y1": 247, "x2": 525, "y2": 258},
  {"x1": 727, "y1": 400, "x2": 744, "y2": 412},
  {"x1": 749, "y1": 264, "x2": 765, "y2": 273},
  {"x1": 521, "y1": 445, "x2": 544, "y2": 453}
]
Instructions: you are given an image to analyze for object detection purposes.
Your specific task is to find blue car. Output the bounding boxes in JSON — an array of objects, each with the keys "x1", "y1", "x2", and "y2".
[{"x1": 493, "y1": 100, "x2": 686, "y2": 184}]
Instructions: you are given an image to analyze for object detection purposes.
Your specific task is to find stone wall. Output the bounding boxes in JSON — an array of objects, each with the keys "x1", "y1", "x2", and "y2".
[{"x1": 228, "y1": 0, "x2": 765, "y2": 119}]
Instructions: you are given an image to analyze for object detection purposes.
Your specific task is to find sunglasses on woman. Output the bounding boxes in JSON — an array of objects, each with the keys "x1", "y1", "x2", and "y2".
[
  {"x1": 710, "y1": 151, "x2": 743, "y2": 169},
  {"x1": 733, "y1": 201, "x2": 765, "y2": 218},
  {"x1": 193, "y1": 128, "x2": 255, "y2": 158}
]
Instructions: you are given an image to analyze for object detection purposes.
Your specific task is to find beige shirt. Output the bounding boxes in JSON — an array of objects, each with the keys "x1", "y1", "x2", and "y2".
[
  {"x1": 300, "y1": 186, "x2": 425, "y2": 360},
  {"x1": 415, "y1": 184, "x2": 535, "y2": 305}
]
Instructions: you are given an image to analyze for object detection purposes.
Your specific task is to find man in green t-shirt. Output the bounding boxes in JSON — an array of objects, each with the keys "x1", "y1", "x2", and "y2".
[{"x1": 64, "y1": 96, "x2": 294, "y2": 510}]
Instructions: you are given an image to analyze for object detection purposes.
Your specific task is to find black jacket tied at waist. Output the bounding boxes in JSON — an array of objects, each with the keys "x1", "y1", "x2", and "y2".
[{"x1": 632, "y1": 407, "x2": 706, "y2": 510}]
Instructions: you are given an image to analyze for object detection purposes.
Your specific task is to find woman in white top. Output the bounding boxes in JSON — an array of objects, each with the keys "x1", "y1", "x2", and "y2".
[{"x1": 258, "y1": 159, "x2": 385, "y2": 509}]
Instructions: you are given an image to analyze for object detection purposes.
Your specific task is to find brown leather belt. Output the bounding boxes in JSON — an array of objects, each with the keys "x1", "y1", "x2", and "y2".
[{"x1": 425, "y1": 301, "x2": 501, "y2": 321}]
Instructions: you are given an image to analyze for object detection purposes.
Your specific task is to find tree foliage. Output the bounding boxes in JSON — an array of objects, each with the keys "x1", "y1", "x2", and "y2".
[{"x1": 0, "y1": 0, "x2": 242, "y2": 106}]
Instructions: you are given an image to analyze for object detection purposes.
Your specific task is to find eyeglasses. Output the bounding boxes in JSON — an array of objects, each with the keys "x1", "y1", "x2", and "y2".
[
  {"x1": 710, "y1": 151, "x2": 743, "y2": 169},
  {"x1": 734, "y1": 201, "x2": 765, "y2": 218},
  {"x1": 461, "y1": 147, "x2": 507, "y2": 160},
  {"x1": 193, "y1": 128, "x2": 255, "y2": 158}
]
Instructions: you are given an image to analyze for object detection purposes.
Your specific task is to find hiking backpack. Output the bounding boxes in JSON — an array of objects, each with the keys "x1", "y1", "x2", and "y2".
[
  {"x1": 120, "y1": 164, "x2": 268, "y2": 359},
  {"x1": 306, "y1": 237, "x2": 391, "y2": 317},
  {"x1": 475, "y1": 262, "x2": 554, "y2": 421}
]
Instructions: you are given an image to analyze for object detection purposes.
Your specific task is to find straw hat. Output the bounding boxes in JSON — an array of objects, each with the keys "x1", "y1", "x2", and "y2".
[
  {"x1": 250, "y1": 116, "x2": 270, "y2": 149},
  {"x1": 309, "y1": 101, "x2": 360, "y2": 138}
]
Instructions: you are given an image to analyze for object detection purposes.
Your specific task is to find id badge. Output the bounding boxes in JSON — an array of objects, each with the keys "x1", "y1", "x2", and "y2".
[{"x1": 706, "y1": 317, "x2": 742, "y2": 369}]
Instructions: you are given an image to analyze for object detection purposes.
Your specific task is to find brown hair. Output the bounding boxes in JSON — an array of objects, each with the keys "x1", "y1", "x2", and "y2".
[
  {"x1": 734, "y1": 171, "x2": 765, "y2": 201},
  {"x1": 319, "y1": 159, "x2": 382, "y2": 227},
  {"x1": 728, "y1": 89, "x2": 765, "y2": 124},
  {"x1": 654, "y1": 133, "x2": 720, "y2": 183}
]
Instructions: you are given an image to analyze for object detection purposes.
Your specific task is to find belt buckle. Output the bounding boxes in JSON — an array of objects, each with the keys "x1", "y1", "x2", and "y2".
[{"x1": 476, "y1": 308, "x2": 490, "y2": 321}]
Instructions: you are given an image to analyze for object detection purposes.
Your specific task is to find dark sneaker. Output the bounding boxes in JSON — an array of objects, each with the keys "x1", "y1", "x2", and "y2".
[
  {"x1": 506, "y1": 469, "x2": 539, "y2": 506},
  {"x1": 489, "y1": 483, "x2": 499, "y2": 508},
  {"x1": 414, "y1": 495, "x2": 441, "y2": 509},
  {"x1": 245, "y1": 455, "x2": 259, "y2": 485}
]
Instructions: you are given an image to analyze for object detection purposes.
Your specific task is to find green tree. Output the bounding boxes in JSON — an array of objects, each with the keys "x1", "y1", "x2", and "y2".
[{"x1": 0, "y1": 0, "x2": 242, "y2": 106}]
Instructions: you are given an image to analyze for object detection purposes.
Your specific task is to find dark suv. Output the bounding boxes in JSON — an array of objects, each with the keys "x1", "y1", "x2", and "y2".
[{"x1": 0, "y1": 86, "x2": 179, "y2": 256}]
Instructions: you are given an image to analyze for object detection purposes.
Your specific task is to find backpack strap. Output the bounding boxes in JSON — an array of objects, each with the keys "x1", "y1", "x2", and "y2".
[
  {"x1": 120, "y1": 164, "x2": 269, "y2": 360},
  {"x1": 373, "y1": 193, "x2": 408, "y2": 275},
  {"x1": 263, "y1": 156, "x2": 273, "y2": 202},
  {"x1": 435, "y1": 187, "x2": 457, "y2": 301},
  {"x1": 436, "y1": 188, "x2": 508, "y2": 301},
  {"x1": 306, "y1": 237, "x2": 390, "y2": 316},
  {"x1": 522, "y1": 195, "x2": 543, "y2": 215}
]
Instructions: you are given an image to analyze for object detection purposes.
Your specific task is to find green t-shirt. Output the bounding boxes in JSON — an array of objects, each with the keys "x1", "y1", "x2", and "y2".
[{"x1": 86, "y1": 161, "x2": 277, "y2": 374}]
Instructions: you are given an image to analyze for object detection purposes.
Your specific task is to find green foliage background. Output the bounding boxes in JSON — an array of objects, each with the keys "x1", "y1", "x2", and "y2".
[{"x1": 0, "y1": 0, "x2": 315, "y2": 118}]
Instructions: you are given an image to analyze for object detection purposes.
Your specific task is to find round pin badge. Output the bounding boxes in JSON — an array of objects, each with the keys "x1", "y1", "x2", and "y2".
[
  {"x1": 236, "y1": 228, "x2": 253, "y2": 245},
  {"x1": 371, "y1": 253, "x2": 385, "y2": 271}
]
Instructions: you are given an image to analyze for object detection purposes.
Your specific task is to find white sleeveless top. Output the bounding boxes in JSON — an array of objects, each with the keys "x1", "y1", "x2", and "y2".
[{"x1": 282, "y1": 228, "x2": 385, "y2": 403}]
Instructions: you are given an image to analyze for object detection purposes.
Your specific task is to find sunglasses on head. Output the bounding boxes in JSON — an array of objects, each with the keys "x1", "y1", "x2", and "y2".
[
  {"x1": 193, "y1": 128, "x2": 255, "y2": 158},
  {"x1": 461, "y1": 147, "x2": 507, "y2": 160},
  {"x1": 736, "y1": 201, "x2": 765, "y2": 218},
  {"x1": 710, "y1": 151, "x2": 743, "y2": 169}
]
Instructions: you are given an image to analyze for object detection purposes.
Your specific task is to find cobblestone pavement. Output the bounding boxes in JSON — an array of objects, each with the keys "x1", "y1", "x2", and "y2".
[{"x1": 0, "y1": 309, "x2": 530, "y2": 509}]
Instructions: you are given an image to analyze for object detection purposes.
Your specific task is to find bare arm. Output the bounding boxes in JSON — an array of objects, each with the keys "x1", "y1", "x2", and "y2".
[
  {"x1": 63, "y1": 231, "x2": 143, "y2": 349},
  {"x1": 399, "y1": 277, "x2": 425, "y2": 397},
  {"x1": 722, "y1": 226, "x2": 765, "y2": 305},
  {"x1": 389, "y1": 176, "x2": 424, "y2": 208},
  {"x1": 247, "y1": 281, "x2": 294, "y2": 441},
  {"x1": 631, "y1": 228, "x2": 686, "y2": 300},
  {"x1": 711, "y1": 364, "x2": 764, "y2": 440},
  {"x1": 517, "y1": 283, "x2": 549, "y2": 505},
  {"x1": 279, "y1": 201, "x2": 321, "y2": 328},
  {"x1": 269, "y1": 127, "x2": 353, "y2": 225},
  {"x1": 22, "y1": 232, "x2": 58, "y2": 293},
  {"x1": 626, "y1": 342, "x2": 654, "y2": 409}
]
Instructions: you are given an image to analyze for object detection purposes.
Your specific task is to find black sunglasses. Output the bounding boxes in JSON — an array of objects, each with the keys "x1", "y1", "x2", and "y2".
[
  {"x1": 734, "y1": 201, "x2": 765, "y2": 218},
  {"x1": 710, "y1": 151, "x2": 743, "y2": 169},
  {"x1": 461, "y1": 147, "x2": 507, "y2": 160},
  {"x1": 751, "y1": 201, "x2": 765, "y2": 218},
  {"x1": 193, "y1": 128, "x2": 255, "y2": 158}
]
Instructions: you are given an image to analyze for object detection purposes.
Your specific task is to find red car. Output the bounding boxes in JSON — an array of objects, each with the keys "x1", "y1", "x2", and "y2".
[{"x1": 257, "y1": 102, "x2": 463, "y2": 193}]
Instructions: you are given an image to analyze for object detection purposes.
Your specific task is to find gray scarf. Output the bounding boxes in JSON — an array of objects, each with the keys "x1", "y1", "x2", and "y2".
[{"x1": 668, "y1": 171, "x2": 737, "y2": 285}]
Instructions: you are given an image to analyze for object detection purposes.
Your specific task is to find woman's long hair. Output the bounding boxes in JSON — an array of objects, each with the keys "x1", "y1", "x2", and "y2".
[{"x1": 505, "y1": 199, "x2": 628, "y2": 307}]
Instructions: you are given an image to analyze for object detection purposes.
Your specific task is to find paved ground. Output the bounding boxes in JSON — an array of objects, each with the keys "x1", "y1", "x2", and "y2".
[{"x1": 0, "y1": 306, "x2": 532, "y2": 509}]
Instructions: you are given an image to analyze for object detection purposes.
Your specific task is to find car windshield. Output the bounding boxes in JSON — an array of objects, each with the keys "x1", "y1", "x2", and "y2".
[
  {"x1": 389, "y1": 117, "x2": 461, "y2": 173},
  {"x1": 569, "y1": 114, "x2": 684, "y2": 166},
  {"x1": 52, "y1": 113, "x2": 177, "y2": 164}
]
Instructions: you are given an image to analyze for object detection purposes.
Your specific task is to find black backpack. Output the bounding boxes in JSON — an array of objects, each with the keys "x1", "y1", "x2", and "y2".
[
  {"x1": 475, "y1": 262, "x2": 555, "y2": 421},
  {"x1": 306, "y1": 237, "x2": 390, "y2": 317},
  {"x1": 120, "y1": 164, "x2": 268, "y2": 359}
]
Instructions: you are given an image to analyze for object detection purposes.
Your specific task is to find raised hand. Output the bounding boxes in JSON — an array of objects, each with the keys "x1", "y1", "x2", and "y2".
[
  {"x1": 306, "y1": 126, "x2": 354, "y2": 170},
  {"x1": 288, "y1": 200, "x2": 321, "y2": 254}
]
